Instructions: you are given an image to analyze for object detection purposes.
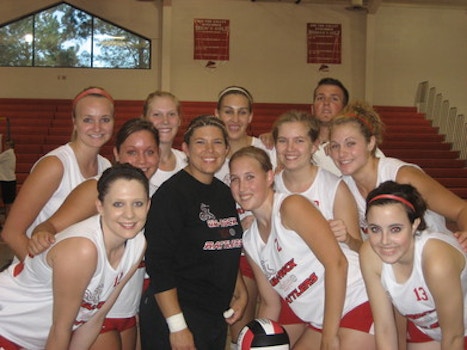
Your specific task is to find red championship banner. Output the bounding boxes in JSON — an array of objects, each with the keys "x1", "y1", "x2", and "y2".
[
  {"x1": 194, "y1": 18, "x2": 230, "y2": 61},
  {"x1": 307, "y1": 23, "x2": 341, "y2": 64}
]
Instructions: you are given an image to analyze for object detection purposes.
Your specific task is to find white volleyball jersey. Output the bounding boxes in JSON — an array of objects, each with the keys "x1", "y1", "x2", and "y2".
[
  {"x1": 274, "y1": 167, "x2": 341, "y2": 221},
  {"x1": 0, "y1": 215, "x2": 145, "y2": 349},
  {"x1": 150, "y1": 148, "x2": 186, "y2": 190},
  {"x1": 381, "y1": 231, "x2": 467, "y2": 341},
  {"x1": 243, "y1": 193, "x2": 368, "y2": 329},
  {"x1": 342, "y1": 157, "x2": 449, "y2": 239},
  {"x1": 26, "y1": 143, "x2": 111, "y2": 238}
]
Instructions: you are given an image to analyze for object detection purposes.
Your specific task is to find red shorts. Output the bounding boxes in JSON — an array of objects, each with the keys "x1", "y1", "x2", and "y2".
[
  {"x1": 143, "y1": 278, "x2": 150, "y2": 293},
  {"x1": 101, "y1": 316, "x2": 137, "y2": 333},
  {"x1": 406, "y1": 320, "x2": 434, "y2": 343},
  {"x1": 239, "y1": 254, "x2": 254, "y2": 279},
  {"x1": 0, "y1": 335, "x2": 21, "y2": 350},
  {"x1": 407, "y1": 320, "x2": 467, "y2": 347},
  {"x1": 278, "y1": 299, "x2": 305, "y2": 325},
  {"x1": 308, "y1": 302, "x2": 374, "y2": 334}
]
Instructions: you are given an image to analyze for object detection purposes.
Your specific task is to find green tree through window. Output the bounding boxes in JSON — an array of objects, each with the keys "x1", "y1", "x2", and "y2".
[{"x1": 0, "y1": 2, "x2": 151, "y2": 68}]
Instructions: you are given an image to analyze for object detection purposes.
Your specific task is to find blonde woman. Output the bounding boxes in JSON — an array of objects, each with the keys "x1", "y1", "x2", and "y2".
[{"x1": 1, "y1": 87, "x2": 114, "y2": 260}]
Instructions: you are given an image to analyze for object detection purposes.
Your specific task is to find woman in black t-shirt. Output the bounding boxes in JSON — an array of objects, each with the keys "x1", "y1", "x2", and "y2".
[{"x1": 140, "y1": 115, "x2": 246, "y2": 350}]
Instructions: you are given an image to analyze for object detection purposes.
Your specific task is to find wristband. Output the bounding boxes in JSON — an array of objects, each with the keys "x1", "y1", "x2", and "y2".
[
  {"x1": 166, "y1": 313, "x2": 188, "y2": 333},
  {"x1": 223, "y1": 308, "x2": 235, "y2": 319}
]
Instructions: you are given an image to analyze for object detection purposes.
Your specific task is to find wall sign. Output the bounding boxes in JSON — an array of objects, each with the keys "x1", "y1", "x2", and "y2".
[
  {"x1": 194, "y1": 19, "x2": 230, "y2": 61},
  {"x1": 307, "y1": 23, "x2": 341, "y2": 64}
]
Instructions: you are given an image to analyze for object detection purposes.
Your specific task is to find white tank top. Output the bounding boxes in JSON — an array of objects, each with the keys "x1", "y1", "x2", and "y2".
[
  {"x1": 26, "y1": 143, "x2": 111, "y2": 238},
  {"x1": 274, "y1": 167, "x2": 340, "y2": 221},
  {"x1": 381, "y1": 231, "x2": 467, "y2": 341},
  {"x1": 342, "y1": 157, "x2": 449, "y2": 239},
  {"x1": 243, "y1": 193, "x2": 368, "y2": 329},
  {"x1": 150, "y1": 148, "x2": 186, "y2": 189},
  {"x1": 0, "y1": 215, "x2": 145, "y2": 349}
]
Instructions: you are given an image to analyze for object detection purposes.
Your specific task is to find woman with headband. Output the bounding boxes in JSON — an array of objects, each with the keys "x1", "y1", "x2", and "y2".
[
  {"x1": 1, "y1": 86, "x2": 114, "y2": 261},
  {"x1": 214, "y1": 85, "x2": 277, "y2": 184},
  {"x1": 140, "y1": 115, "x2": 246, "y2": 350},
  {"x1": 214, "y1": 86, "x2": 277, "y2": 346},
  {"x1": 328, "y1": 100, "x2": 467, "y2": 243},
  {"x1": 229, "y1": 146, "x2": 375, "y2": 350},
  {"x1": 361, "y1": 180, "x2": 467, "y2": 349}
]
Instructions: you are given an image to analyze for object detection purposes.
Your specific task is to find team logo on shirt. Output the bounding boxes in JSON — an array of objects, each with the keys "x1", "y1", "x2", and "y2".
[
  {"x1": 80, "y1": 283, "x2": 104, "y2": 311},
  {"x1": 199, "y1": 203, "x2": 216, "y2": 221},
  {"x1": 198, "y1": 203, "x2": 239, "y2": 229},
  {"x1": 262, "y1": 258, "x2": 319, "y2": 304},
  {"x1": 199, "y1": 203, "x2": 242, "y2": 250}
]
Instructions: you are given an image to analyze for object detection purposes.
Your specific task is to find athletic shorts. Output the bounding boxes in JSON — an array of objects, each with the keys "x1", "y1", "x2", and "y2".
[
  {"x1": 0, "y1": 335, "x2": 21, "y2": 350},
  {"x1": 278, "y1": 299, "x2": 305, "y2": 325},
  {"x1": 143, "y1": 277, "x2": 150, "y2": 293},
  {"x1": 0, "y1": 180, "x2": 16, "y2": 204},
  {"x1": 239, "y1": 254, "x2": 254, "y2": 279},
  {"x1": 308, "y1": 301, "x2": 374, "y2": 334},
  {"x1": 101, "y1": 316, "x2": 137, "y2": 333},
  {"x1": 407, "y1": 320, "x2": 467, "y2": 347}
]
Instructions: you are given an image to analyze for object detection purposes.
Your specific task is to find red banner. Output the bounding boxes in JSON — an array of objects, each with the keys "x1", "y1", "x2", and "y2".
[
  {"x1": 194, "y1": 18, "x2": 230, "y2": 61},
  {"x1": 307, "y1": 23, "x2": 341, "y2": 64}
]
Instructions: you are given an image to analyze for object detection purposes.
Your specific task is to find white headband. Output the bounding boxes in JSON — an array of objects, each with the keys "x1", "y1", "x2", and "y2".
[{"x1": 218, "y1": 86, "x2": 253, "y2": 105}]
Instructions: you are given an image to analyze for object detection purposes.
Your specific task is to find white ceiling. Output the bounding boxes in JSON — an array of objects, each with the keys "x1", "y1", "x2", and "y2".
[{"x1": 264, "y1": 0, "x2": 467, "y2": 13}]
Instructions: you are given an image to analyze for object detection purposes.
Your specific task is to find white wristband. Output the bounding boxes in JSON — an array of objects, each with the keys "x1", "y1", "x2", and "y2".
[{"x1": 166, "y1": 313, "x2": 188, "y2": 333}]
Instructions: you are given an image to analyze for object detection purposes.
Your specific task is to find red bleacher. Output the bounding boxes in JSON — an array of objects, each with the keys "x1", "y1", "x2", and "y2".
[{"x1": 1, "y1": 99, "x2": 467, "y2": 199}]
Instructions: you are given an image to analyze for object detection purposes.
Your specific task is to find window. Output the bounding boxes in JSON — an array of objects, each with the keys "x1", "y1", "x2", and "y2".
[{"x1": 0, "y1": 2, "x2": 151, "y2": 69}]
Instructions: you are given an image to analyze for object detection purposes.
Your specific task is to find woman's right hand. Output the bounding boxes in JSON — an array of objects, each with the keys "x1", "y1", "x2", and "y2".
[{"x1": 28, "y1": 230, "x2": 56, "y2": 256}]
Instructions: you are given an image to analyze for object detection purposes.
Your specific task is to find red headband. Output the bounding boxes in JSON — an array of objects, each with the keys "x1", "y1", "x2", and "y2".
[
  {"x1": 369, "y1": 194, "x2": 415, "y2": 212},
  {"x1": 345, "y1": 112, "x2": 373, "y2": 133},
  {"x1": 72, "y1": 87, "x2": 114, "y2": 110}
]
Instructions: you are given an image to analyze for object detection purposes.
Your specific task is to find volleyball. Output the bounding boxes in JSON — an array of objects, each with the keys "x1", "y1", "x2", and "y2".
[{"x1": 237, "y1": 318, "x2": 290, "y2": 349}]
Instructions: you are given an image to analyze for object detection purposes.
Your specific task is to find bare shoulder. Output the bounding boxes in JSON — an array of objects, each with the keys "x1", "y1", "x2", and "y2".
[
  {"x1": 396, "y1": 165, "x2": 434, "y2": 186},
  {"x1": 48, "y1": 236, "x2": 98, "y2": 268},
  {"x1": 281, "y1": 194, "x2": 317, "y2": 215},
  {"x1": 280, "y1": 194, "x2": 329, "y2": 234},
  {"x1": 24, "y1": 155, "x2": 65, "y2": 185},
  {"x1": 423, "y1": 237, "x2": 465, "y2": 275}
]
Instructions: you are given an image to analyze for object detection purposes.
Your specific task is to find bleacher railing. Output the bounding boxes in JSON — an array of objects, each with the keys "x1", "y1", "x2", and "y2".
[{"x1": 415, "y1": 81, "x2": 466, "y2": 160}]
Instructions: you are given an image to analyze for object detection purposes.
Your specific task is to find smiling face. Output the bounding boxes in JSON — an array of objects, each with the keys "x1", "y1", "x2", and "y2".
[
  {"x1": 97, "y1": 178, "x2": 150, "y2": 244},
  {"x1": 366, "y1": 203, "x2": 419, "y2": 265},
  {"x1": 73, "y1": 96, "x2": 114, "y2": 148},
  {"x1": 275, "y1": 121, "x2": 317, "y2": 172},
  {"x1": 182, "y1": 125, "x2": 229, "y2": 184},
  {"x1": 216, "y1": 93, "x2": 253, "y2": 141},
  {"x1": 312, "y1": 84, "x2": 345, "y2": 125},
  {"x1": 229, "y1": 155, "x2": 274, "y2": 212},
  {"x1": 145, "y1": 96, "x2": 181, "y2": 146},
  {"x1": 113, "y1": 129, "x2": 159, "y2": 180},
  {"x1": 328, "y1": 122, "x2": 375, "y2": 176}
]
